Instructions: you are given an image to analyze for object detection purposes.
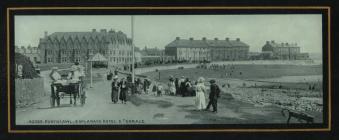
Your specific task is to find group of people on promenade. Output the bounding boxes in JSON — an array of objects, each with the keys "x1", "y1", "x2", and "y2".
[
  {"x1": 108, "y1": 72, "x2": 221, "y2": 113},
  {"x1": 160, "y1": 75, "x2": 222, "y2": 113},
  {"x1": 110, "y1": 75, "x2": 129, "y2": 104},
  {"x1": 194, "y1": 77, "x2": 221, "y2": 113}
]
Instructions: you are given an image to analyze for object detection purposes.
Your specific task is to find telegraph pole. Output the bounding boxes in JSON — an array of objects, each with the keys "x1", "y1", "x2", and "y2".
[{"x1": 131, "y1": 16, "x2": 135, "y2": 93}]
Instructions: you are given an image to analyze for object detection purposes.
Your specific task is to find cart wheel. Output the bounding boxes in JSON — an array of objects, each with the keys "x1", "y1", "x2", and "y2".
[{"x1": 50, "y1": 96, "x2": 55, "y2": 108}]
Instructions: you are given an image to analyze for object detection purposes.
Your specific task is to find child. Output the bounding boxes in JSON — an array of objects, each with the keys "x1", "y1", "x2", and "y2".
[{"x1": 157, "y1": 84, "x2": 163, "y2": 96}]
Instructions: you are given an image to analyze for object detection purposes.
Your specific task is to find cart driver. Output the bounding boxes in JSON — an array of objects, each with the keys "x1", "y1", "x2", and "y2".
[
  {"x1": 49, "y1": 67, "x2": 62, "y2": 83},
  {"x1": 67, "y1": 66, "x2": 82, "y2": 83}
]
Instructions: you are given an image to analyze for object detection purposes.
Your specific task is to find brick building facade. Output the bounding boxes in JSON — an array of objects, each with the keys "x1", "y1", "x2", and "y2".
[
  {"x1": 262, "y1": 40, "x2": 309, "y2": 60},
  {"x1": 38, "y1": 29, "x2": 133, "y2": 68},
  {"x1": 165, "y1": 37, "x2": 249, "y2": 62}
]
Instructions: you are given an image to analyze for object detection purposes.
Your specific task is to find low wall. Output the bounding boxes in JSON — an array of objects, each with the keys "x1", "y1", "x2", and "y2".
[{"x1": 15, "y1": 78, "x2": 45, "y2": 107}]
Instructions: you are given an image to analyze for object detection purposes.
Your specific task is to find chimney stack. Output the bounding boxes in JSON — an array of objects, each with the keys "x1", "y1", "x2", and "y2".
[
  {"x1": 189, "y1": 37, "x2": 194, "y2": 41},
  {"x1": 236, "y1": 38, "x2": 240, "y2": 41},
  {"x1": 202, "y1": 37, "x2": 206, "y2": 41},
  {"x1": 100, "y1": 29, "x2": 107, "y2": 33},
  {"x1": 271, "y1": 40, "x2": 275, "y2": 43},
  {"x1": 226, "y1": 38, "x2": 230, "y2": 41},
  {"x1": 214, "y1": 38, "x2": 218, "y2": 41},
  {"x1": 44, "y1": 31, "x2": 48, "y2": 37}
]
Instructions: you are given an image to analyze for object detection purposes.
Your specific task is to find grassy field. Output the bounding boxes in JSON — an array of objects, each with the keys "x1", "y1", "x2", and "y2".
[{"x1": 142, "y1": 64, "x2": 323, "y2": 83}]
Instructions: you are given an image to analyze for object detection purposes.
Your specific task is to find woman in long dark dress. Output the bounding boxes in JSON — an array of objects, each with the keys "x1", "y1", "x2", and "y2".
[
  {"x1": 119, "y1": 78, "x2": 128, "y2": 104},
  {"x1": 111, "y1": 76, "x2": 120, "y2": 104}
]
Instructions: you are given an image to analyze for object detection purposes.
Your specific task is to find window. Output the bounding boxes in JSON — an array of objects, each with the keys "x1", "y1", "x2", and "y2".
[
  {"x1": 75, "y1": 57, "x2": 81, "y2": 62},
  {"x1": 61, "y1": 57, "x2": 67, "y2": 62}
]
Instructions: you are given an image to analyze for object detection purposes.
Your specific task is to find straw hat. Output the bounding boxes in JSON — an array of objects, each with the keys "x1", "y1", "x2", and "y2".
[{"x1": 198, "y1": 77, "x2": 205, "y2": 83}]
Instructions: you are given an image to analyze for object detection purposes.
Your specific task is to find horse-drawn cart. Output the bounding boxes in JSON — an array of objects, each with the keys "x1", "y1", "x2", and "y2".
[{"x1": 50, "y1": 80, "x2": 86, "y2": 107}]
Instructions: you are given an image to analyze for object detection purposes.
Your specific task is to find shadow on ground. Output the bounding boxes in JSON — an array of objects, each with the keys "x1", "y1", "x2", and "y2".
[
  {"x1": 176, "y1": 93, "x2": 292, "y2": 124},
  {"x1": 129, "y1": 95, "x2": 173, "y2": 108}
]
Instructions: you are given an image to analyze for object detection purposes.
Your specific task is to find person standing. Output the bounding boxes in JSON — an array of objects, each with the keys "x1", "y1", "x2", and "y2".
[
  {"x1": 111, "y1": 76, "x2": 120, "y2": 104},
  {"x1": 185, "y1": 79, "x2": 193, "y2": 96},
  {"x1": 168, "y1": 76, "x2": 176, "y2": 96},
  {"x1": 143, "y1": 79, "x2": 148, "y2": 94},
  {"x1": 119, "y1": 78, "x2": 128, "y2": 104},
  {"x1": 180, "y1": 77, "x2": 187, "y2": 97},
  {"x1": 195, "y1": 77, "x2": 206, "y2": 111},
  {"x1": 179, "y1": 76, "x2": 185, "y2": 96},
  {"x1": 175, "y1": 78, "x2": 179, "y2": 96},
  {"x1": 205, "y1": 79, "x2": 221, "y2": 113}
]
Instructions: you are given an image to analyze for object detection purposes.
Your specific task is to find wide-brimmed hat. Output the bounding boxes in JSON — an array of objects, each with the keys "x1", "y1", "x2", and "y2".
[
  {"x1": 209, "y1": 79, "x2": 216, "y2": 83},
  {"x1": 198, "y1": 77, "x2": 205, "y2": 83}
]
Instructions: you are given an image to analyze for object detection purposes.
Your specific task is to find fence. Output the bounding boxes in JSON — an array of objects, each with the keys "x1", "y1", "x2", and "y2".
[{"x1": 15, "y1": 78, "x2": 45, "y2": 108}]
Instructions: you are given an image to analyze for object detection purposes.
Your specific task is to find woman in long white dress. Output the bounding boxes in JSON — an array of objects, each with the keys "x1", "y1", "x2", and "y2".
[{"x1": 195, "y1": 77, "x2": 207, "y2": 111}]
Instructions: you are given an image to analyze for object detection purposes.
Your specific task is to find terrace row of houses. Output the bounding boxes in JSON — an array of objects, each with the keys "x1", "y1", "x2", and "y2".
[
  {"x1": 15, "y1": 29, "x2": 310, "y2": 68},
  {"x1": 165, "y1": 37, "x2": 249, "y2": 62}
]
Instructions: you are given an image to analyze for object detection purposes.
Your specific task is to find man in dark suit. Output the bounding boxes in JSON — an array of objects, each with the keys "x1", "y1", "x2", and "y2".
[{"x1": 205, "y1": 79, "x2": 220, "y2": 113}]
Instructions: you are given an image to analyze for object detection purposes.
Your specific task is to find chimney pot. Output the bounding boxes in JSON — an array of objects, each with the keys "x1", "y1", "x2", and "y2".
[
  {"x1": 100, "y1": 29, "x2": 107, "y2": 33},
  {"x1": 44, "y1": 31, "x2": 48, "y2": 37},
  {"x1": 189, "y1": 37, "x2": 194, "y2": 41},
  {"x1": 202, "y1": 37, "x2": 206, "y2": 41}
]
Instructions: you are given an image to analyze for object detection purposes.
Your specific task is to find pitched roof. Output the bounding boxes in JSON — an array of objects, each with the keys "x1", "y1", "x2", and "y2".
[
  {"x1": 166, "y1": 39, "x2": 208, "y2": 48},
  {"x1": 42, "y1": 30, "x2": 132, "y2": 44},
  {"x1": 165, "y1": 38, "x2": 249, "y2": 48},
  {"x1": 88, "y1": 53, "x2": 108, "y2": 62},
  {"x1": 266, "y1": 42, "x2": 299, "y2": 48}
]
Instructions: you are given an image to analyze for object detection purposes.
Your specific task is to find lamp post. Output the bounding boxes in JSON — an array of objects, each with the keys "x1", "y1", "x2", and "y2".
[
  {"x1": 90, "y1": 61, "x2": 93, "y2": 88},
  {"x1": 131, "y1": 15, "x2": 135, "y2": 84},
  {"x1": 131, "y1": 15, "x2": 135, "y2": 94}
]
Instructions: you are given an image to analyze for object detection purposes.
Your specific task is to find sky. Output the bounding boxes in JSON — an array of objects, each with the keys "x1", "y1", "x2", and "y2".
[{"x1": 15, "y1": 15, "x2": 322, "y2": 54}]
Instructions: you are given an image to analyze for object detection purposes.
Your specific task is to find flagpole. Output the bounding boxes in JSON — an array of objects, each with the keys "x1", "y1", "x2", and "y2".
[{"x1": 131, "y1": 15, "x2": 135, "y2": 85}]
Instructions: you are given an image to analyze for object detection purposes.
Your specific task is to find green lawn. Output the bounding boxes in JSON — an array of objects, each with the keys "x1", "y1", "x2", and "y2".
[{"x1": 142, "y1": 64, "x2": 323, "y2": 83}]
